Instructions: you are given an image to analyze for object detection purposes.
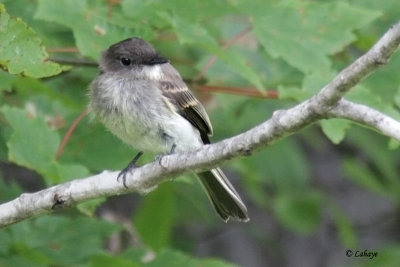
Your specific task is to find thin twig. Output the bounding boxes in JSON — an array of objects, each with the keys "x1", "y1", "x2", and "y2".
[
  {"x1": 49, "y1": 58, "x2": 98, "y2": 67},
  {"x1": 197, "y1": 85, "x2": 278, "y2": 99},
  {"x1": 55, "y1": 108, "x2": 89, "y2": 159},
  {"x1": 107, "y1": 0, "x2": 121, "y2": 19},
  {"x1": 47, "y1": 47, "x2": 80, "y2": 53}
]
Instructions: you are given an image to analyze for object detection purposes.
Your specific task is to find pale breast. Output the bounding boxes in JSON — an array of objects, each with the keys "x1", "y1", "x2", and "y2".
[{"x1": 89, "y1": 73, "x2": 202, "y2": 154}]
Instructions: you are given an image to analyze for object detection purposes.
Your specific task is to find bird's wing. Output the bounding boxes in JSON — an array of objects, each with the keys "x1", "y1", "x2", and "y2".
[{"x1": 159, "y1": 76, "x2": 213, "y2": 144}]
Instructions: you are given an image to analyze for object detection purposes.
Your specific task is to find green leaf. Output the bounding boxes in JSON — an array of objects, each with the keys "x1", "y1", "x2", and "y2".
[
  {"x1": 164, "y1": 15, "x2": 264, "y2": 91},
  {"x1": 12, "y1": 74, "x2": 85, "y2": 109},
  {"x1": 234, "y1": 137, "x2": 311, "y2": 193},
  {"x1": 1, "y1": 105, "x2": 60, "y2": 174},
  {"x1": 0, "y1": 126, "x2": 9, "y2": 160},
  {"x1": 122, "y1": 0, "x2": 237, "y2": 27},
  {"x1": 361, "y1": 54, "x2": 400, "y2": 105},
  {"x1": 217, "y1": 49, "x2": 265, "y2": 91},
  {"x1": 1, "y1": 106, "x2": 89, "y2": 184},
  {"x1": 362, "y1": 246, "x2": 400, "y2": 267},
  {"x1": 331, "y1": 206, "x2": 357, "y2": 248},
  {"x1": 0, "y1": 230, "x2": 11, "y2": 254},
  {"x1": 77, "y1": 197, "x2": 106, "y2": 216},
  {"x1": 342, "y1": 159, "x2": 392, "y2": 198},
  {"x1": 165, "y1": 15, "x2": 217, "y2": 48},
  {"x1": 0, "y1": 70, "x2": 13, "y2": 94},
  {"x1": 148, "y1": 249, "x2": 237, "y2": 267},
  {"x1": 89, "y1": 254, "x2": 139, "y2": 267},
  {"x1": 250, "y1": 1, "x2": 380, "y2": 73},
  {"x1": 121, "y1": 248, "x2": 237, "y2": 267},
  {"x1": 277, "y1": 85, "x2": 307, "y2": 101},
  {"x1": 273, "y1": 192, "x2": 323, "y2": 234},
  {"x1": 347, "y1": 85, "x2": 385, "y2": 111},
  {"x1": 345, "y1": 128, "x2": 400, "y2": 198},
  {"x1": 134, "y1": 183, "x2": 176, "y2": 251},
  {"x1": 46, "y1": 162, "x2": 90, "y2": 184},
  {"x1": 122, "y1": 1, "x2": 264, "y2": 90},
  {"x1": 35, "y1": 0, "x2": 153, "y2": 60},
  {"x1": 60, "y1": 120, "x2": 134, "y2": 172},
  {"x1": 0, "y1": 178, "x2": 23, "y2": 203},
  {"x1": 350, "y1": 0, "x2": 400, "y2": 35},
  {"x1": 9, "y1": 242, "x2": 52, "y2": 265},
  {"x1": 0, "y1": 255, "x2": 47, "y2": 267},
  {"x1": 55, "y1": 163, "x2": 90, "y2": 181},
  {"x1": 320, "y1": 119, "x2": 351, "y2": 144},
  {"x1": 0, "y1": 4, "x2": 63, "y2": 77},
  {"x1": 302, "y1": 69, "x2": 336, "y2": 97},
  {"x1": 5, "y1": 215, "x2": 120, "y2": 265},
  {"x1": 388, "y1": 139, "x2": 400, "y2": 150}
]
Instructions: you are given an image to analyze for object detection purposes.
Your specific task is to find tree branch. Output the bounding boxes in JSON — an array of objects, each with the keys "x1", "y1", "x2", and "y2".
[
  {"x1": 313, "y1": 22, "x2": 400, "y2": 107},
  {"x1": 327, "y1": 99, "x2": 400, "y2": 140},
  {"x1": 1, "y1": 21, "x2": 400, "y2": 228}
]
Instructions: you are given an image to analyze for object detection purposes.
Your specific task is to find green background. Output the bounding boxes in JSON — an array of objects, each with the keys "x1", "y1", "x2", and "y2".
[{"x1": 1, "y1": 0, "x2": 400, "y2": 266}]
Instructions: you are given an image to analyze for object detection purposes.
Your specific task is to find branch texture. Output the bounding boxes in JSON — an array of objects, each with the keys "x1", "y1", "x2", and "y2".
[
  {"x1": 327, "y1": 99, "x2": 400, "y2": 140},
  {"x1": 1, "y1": 21, "x2": 400, "y2": 228}
]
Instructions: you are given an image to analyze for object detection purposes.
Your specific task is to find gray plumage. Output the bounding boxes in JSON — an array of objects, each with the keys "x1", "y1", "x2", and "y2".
[{"x1": 89, "y1": 37, "x2": 249, "y2": 222}]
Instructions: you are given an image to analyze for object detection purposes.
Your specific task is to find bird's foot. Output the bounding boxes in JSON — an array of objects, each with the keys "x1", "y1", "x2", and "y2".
[
  {"x1": 117, "y1": 151, "x2": 144, "y2": 188},
  {"x1": 155, "y1": 144, "x2": 176, "y2": 167}
]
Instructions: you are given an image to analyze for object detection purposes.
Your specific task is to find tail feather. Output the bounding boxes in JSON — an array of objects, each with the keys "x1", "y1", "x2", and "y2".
[{"x1": 198, "y1": 168, "x2": 249, "y2": 222}]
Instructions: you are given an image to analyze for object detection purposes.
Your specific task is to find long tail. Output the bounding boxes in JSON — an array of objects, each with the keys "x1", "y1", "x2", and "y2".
[{"x1": 198, "y1": 168, "x2": 249, "y2": 222}]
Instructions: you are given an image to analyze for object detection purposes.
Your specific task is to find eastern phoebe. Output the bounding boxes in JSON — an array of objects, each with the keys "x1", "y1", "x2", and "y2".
[{"x1": 89, "y1": 37, "x2": 249, "y2": 222}]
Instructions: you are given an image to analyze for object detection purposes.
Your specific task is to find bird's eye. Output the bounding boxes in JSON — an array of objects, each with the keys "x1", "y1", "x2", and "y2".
[{"x1": 120, "y1": 57, "x2": 131, "y2": 66}]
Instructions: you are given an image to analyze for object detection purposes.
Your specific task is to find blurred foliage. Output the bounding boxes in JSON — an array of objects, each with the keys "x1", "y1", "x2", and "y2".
[{"x1": 1, "y1": 0, "x2": 400, "y2": 266}]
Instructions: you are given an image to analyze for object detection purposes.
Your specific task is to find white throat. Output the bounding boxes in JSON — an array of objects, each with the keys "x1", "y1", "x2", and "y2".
[{"x1": 141, "y1": 65, "x2": 163, "y2": 80}]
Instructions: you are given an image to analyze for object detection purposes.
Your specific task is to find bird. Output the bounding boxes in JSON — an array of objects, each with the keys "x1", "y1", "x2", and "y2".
[{"x1": 89, "y1": 37, "x2": 249, "y2": 222}]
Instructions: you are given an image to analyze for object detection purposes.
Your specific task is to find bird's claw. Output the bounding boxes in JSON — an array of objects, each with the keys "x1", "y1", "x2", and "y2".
[
  {"x1": 156, "y1": 144, "x2": 176, "y2": 166},
  {"x1": 117, "y1": 151, "x2": 143, "y2": 188},
  {"x1": 117, "y1": 169, "x2": 131, "y2": 189}
]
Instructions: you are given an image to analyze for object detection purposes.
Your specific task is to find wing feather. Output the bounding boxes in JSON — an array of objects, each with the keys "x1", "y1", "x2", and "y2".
[{"x1": 158, "y1": 65, "x2": 213, "y2": 144}]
